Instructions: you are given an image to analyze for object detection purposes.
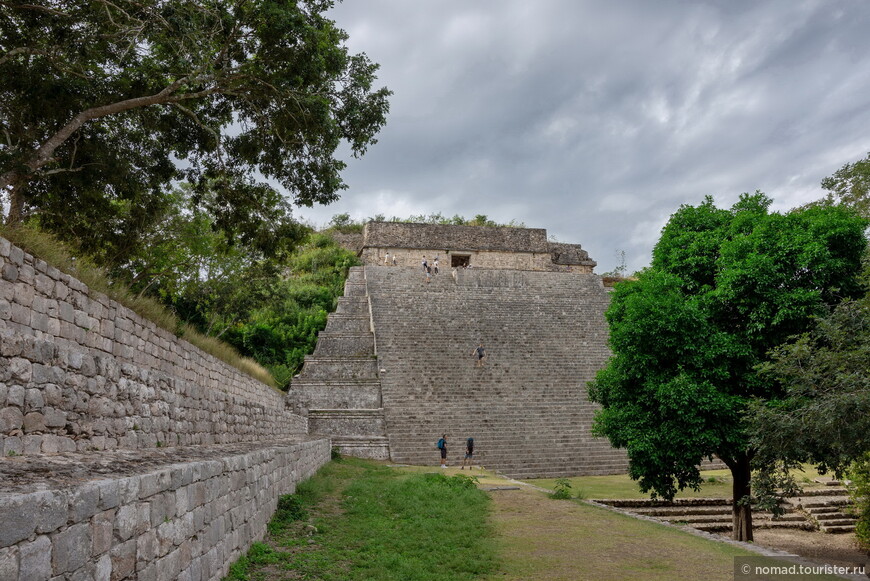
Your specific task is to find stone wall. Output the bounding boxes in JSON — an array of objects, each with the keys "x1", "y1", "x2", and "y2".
[
  {"x1": 0, "y1": 237, "x2": 332, "y2": 580},
  {"x1": 0, "y1": 439, "x2": 329, "y2": 581},
  {"x1": 0, "y1": 237, "x2": 306, "y2": 456}
]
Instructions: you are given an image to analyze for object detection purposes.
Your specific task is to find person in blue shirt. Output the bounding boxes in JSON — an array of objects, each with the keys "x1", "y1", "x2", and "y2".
[{"x1": 437, "y1": 434, "x2": 447, "y2": 468}]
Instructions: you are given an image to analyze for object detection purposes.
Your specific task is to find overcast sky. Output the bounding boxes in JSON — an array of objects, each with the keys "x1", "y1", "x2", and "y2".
[{"x1": 294, "y1": 0, "x2": 870, "y2": 273}]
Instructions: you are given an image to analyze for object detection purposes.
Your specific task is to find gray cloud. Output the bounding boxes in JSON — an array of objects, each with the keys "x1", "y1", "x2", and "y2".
[{"x1": 294, "y1": 0, "x2": 870, "y2": 273}]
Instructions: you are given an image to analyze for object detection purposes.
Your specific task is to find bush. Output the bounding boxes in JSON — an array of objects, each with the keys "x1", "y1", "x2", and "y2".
[
  {"x1": 847, "y1": 453, "x2": 870, "y2": 550},
  {"x1": 549, "y1": 478, "x2": 574, "y2": 500}
]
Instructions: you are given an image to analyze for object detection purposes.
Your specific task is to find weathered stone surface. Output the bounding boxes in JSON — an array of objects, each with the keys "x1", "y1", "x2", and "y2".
[
  {"x1": 91, "y1": 510, "x2": 115, "y2": 556},
  {"x1": 19, "y1": 535, "x2": 52, "y2": 581},
  {"x1": 0, "y1": 235, "x2": 335, "y2": 580},
  {"x1": 110, "y1": 538, "x2": 136, "y2": 581},
  {"x1": 0, "y1": 546, "x2": 19, "y2": 581},
  {"x1": 70, "y1": 484, "x2": 100, "y2": 522},
  {"x1": 0, "y1": 407, "x2": 24, "y2": 432},
  {"x1": 52, "y1": 523, "x2": 91, "y2": 574},
  {"x1": 8, "y1": 358, "x2": 31, "y2": 383},
  {"x1": 22, "y1": 412, "x2": 46, "y2": 433}
]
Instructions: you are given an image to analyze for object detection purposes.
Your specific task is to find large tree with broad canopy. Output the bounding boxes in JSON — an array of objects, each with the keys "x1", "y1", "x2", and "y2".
[
  {"x1": 0, "y1": 0, "x2": 389, "y2": 257},
  {"x1": 588, "y1": 192, "x2": 867, "y2": 541}
]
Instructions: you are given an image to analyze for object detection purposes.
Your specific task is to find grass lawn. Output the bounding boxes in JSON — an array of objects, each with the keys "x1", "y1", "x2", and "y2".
[
  {"x1": 482, "y1": 485, "x2": 845, "y2": 581},
  {"x1": 224, "y1": 457, "x2": 497, "y2": 581},
  {"x1": 225, "y1": 460, "x2": 844, "y2": 581},
  {"x1": 527, "y1": 465, "x2": 831, "y2": 500}
]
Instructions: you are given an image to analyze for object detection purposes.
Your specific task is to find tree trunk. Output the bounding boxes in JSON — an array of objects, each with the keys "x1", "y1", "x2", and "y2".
[
  {"x1": 730, "y1": 454, "x2": 754, "y2": 542},
  {"x1": 2, "y1": 170, "x2": 27, "y2": 225}
]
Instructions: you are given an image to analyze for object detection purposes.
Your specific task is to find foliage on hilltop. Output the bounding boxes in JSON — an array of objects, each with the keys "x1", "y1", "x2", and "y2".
[{"x1": 324, "y1": 212, "x2": 525, "y2": 234}]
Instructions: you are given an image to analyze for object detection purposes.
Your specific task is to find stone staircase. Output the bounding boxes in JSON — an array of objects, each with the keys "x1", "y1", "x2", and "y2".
[
  {"x1": 287, "y1": 267, "x2": 390, "y2": 459},
  {"x1": 790, "y1": 488, "x2": 858, "y2": 534},
  {"x1": 595, "y1": 498, "x2": 813, "y2": 533},
  {"x1": 364, "y1": 265, "x2": 628, "y2": 478},
  {"x1": 596, "y1": 487, "x2": 858, "y2": 534}
]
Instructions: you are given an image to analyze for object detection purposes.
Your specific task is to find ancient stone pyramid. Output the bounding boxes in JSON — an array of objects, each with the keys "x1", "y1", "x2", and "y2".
[{"x1": 288, "y1": 222, "x2": 628, "y2": 478}]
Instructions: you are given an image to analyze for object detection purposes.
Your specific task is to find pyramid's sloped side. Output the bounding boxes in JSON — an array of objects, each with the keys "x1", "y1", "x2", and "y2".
[{"x1": 366, "y1": 266, "x2": 628, "y2": 478}]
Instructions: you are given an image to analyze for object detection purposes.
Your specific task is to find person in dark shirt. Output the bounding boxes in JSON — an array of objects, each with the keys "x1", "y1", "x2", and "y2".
[
  {"x1": 472, "y1": 343, "x2": 486, "y2": 367},
  {"x1": 461, "y1": 437, "x2": 474, "y2": 470}
]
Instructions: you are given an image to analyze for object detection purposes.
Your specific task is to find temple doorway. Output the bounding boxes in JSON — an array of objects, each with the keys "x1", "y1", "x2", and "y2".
[{"x1": 451, "y1": 254, "x2": 470, "y2": 268}]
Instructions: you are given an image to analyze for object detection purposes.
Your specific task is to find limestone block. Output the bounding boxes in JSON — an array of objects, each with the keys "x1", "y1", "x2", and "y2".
[
  {"x1": 14, "y1": 282, "x2": 35, "y2": 308},
  {"x1": 32, "y1": 363, "x2": 63, "y2": 384},
  {"x1": 114, "y1": 504, "x2": 138, "y2": 541},
  {"x1": 8, "y1": 243, "x2": 24, "y2": 265},
  {"x1": 58, "y1": 301, "x2": 74, "y2": 323},
  {"x1": 51, "y1": 523, "x2": 91, "y2": 575},
  {"x1": 91, "y1": 510, "x2": 115, "y2": 556},
  {"x1": 23, "y1": 411, "x2": 46, "y2": 432},
  {"x1": 43, "y1": 407, "x2": 67, "y2": 428},
  {"x1": 0, "y1": 546, "x2": 19, "y2": 581},
  {"x1": 97, "y1": 480, "x2": 120, "y2": 511},
  {"x1": 25, "y1": 387, "x2": 45, "y2": 410},
  {"x1": 0, "y1": 330, "x2": 20, "y2": 357},
  {"x1": 8, "y1": 358, "x2": 31, "y2": 383},
  {"x1": 2, "y1": 262, "x2": 19, "y2": 282},
  {"x1": 42, "y1": 383, "x2": 63, "y2": 408},
  {"x1": 69, "y1": 484, "x2": 101, "y2": 522},
  {"x1": 118, "y1": 477, "x2": 140, "y2": 504},
  {"x1": 33, "y1": 277, "x2": 57, "y2": 298},
  {"x1": 157, "y1": 547, "x2": 182, "y2": 581},
  {"x1": 3, "y1": 435, "x2": 23, "y2": 455},
  {"x1": 0, "y1": 299, "x2": 10, "y2": 320},
  {"x1": 19, "y1": 534, "x2": 52, "y2": 581},
  {"x1": 136, "y1": 502, "x2": 152, "y2": 536},
  {"x1": 110, "y1": 539, "x2": 136, "y2": 581},
  {"x1": 23, "y1": 434, "x2": 43, "y2": 454},
  {"x1": 54, "y1": 281, "x2": 70, "y2": 302},
  {"x1": 95, "y1": 553, "x2": 111, "y2": 581},
  {"x1": 137, "y1": 528, "x2": 159, "y2": 565},
  {"x1": 149, "y1": 492, "x2": 174, "y2": 527},
  {"x1": 0, "y1": 406, "x2": 24, "y2": 432}
]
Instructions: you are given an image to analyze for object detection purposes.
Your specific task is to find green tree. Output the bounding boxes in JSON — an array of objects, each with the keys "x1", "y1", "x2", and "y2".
[
  {"x1": 0, "y1": 0, "x2": 390, "y2": 240},
  {"x1": 588, "y1": 193, "x2": 867, "y2": 541},
  {"x1": 820, "y1": 152, "x2": 870, "y2": 218},
  {"x1": 749, "y1": 254, "x2": 870, "y2": 547}
]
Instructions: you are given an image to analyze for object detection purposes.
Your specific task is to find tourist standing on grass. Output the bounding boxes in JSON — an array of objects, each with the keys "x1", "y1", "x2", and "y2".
[
  {"x1": 472, "y1": 343, "x2": 486, "y2": 367},
  {"x1": 461, "y1": 437, "x2": 474, "y2": 470},
  {"x1": 437, "y1": 434, "x2": 448, "y2": 467}
]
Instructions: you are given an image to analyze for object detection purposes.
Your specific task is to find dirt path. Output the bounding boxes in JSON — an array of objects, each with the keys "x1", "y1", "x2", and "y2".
[
  {"x1": 754, "y1": 529, "x2": 869, "y2": 572},
  {"x1": 481, "y1": 484, "x2": 751, "y2": 581},
  {"x1": 476, "y1": 477, "x2": 866, "y2": 581}
]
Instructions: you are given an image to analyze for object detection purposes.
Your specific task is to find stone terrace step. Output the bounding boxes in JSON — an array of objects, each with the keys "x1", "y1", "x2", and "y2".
[{"x1": 365, "y1": 266, "x2": 625, "y2": 478}]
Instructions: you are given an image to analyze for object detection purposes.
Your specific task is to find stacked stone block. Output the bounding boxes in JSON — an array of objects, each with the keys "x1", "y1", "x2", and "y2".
[
  {"x1": 0, "y1": 237, "x2": 331, "y2": 580},
  {"x1": 0, "y1": 237, "x2": 306, "y2": 456},
  {"x1": 0, "y1": 439, "x2": 328, "y2": 581}
]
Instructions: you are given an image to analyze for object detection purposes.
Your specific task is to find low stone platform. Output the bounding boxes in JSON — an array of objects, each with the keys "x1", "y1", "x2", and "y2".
[{"x1": 0, "y1": 438, "x2": 330, "y2": 581}]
